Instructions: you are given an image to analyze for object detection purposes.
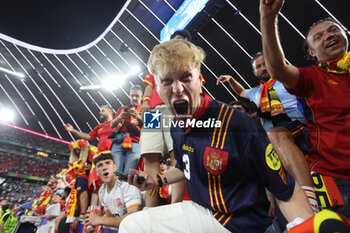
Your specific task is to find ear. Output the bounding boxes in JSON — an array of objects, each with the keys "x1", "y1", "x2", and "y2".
[
  {"x1": 252, "y1": 70, "x2": 257, "y2": 77},
  {"x1": 307, "y1": 48, "x2": 316, "y2": 58}
]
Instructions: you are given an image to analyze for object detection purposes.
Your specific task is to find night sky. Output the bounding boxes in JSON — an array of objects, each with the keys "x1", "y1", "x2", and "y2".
[{"x1": 0, "y1": 0, "x2": 127, "y2": 49}]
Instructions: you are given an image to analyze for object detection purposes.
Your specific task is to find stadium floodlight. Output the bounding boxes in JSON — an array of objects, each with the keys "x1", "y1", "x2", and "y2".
[
  {"x1": 0, "y1": 67, "x2": 25, "y2": 78},
  {"x1": 79, "y1": 65, "x2": 142, "y2": 91},
  {"x1": 102, "y1": 76, "x2": 124, "y2": 90},
  {"x1": 128, "y1": 65, "x2": 141, "y2": 76},
  {"x1": 0, "y1": 108, "x2": 15, "y2": 122},
  {"x1": 79, "y1": 85, "x2": 102, "y2": 91}
]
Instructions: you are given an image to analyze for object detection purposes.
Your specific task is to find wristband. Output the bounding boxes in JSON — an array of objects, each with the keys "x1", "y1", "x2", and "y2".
[
  {"x1": 286, "y1": 217, "x2": 305, "y2": 231},
  {"x1": 143, "y1": 96, "x2": 151, "y2": 103}
]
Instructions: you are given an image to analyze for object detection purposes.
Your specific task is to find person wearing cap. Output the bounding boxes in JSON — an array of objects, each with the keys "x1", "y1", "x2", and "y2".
[{"x1": 68, "y1": 139, "x2": 99, "y2": 217}]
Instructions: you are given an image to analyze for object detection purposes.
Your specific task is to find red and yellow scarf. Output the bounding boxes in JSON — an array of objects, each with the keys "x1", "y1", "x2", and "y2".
[
  {"x1": 118, "y1": 103, "x2": 142, "y2": 149},
  {"x1": 259, "y1": 78, "x2": 286, "y2": 116},
  {"x1": 317, "y1": 51, "x2": 350, "y2": 74},
  {"x1": 258, "y1": 78, "x2": 291, "y2": 126}
]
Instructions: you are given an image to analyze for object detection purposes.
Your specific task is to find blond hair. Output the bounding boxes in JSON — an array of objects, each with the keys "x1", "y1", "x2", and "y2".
[
  {"x1": 69, "y1": 145, "x2": 89, "y2": 164},
  {"x1": 148, "y1": 39, "x2": 205, "y2": 78}
]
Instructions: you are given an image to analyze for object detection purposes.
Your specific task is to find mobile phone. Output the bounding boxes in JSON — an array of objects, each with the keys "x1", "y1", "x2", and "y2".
[{"x1": 114, "y1": 171, "x2": 145, "y2": 184}]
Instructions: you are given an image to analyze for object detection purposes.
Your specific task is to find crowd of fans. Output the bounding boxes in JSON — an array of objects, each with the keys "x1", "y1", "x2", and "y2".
[
  {"x1": 0, "y1": 124, "x2": 69, "y2": 156},
  {"x1": 0, "y1": 152, "x2": 65, "y2": 178},
  {"x1": 0, "y1": 177, "x2": 42, "y2": 204}
]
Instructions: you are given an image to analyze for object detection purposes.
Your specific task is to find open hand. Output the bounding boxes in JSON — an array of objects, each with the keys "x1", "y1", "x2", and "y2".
[
  {"x1": 64, "y1": 123, "x2": 74, "y2": 132},
  {"x1": 217, "y1": 75, "x2": 234, "y2": 85}
]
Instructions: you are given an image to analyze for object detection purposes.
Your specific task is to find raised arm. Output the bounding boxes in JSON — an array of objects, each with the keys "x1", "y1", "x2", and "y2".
[
  {"x1": 217, "y1": 75, "x2": 248, "y2": 98},
  {"x1": 64, "y1": 123, "x2": 92, "y2": 140},
  {"x1": 260, "y1": 0, "x2": 300, "y2": 90}
]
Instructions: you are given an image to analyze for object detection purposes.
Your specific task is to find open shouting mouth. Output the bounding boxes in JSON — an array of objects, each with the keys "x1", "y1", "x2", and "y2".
[
  {"x1": 173, "y1": 100, "x2": 188, "y2": 115},
  {"x1": 102, "y1": 171, "x2": 110, "y2": 178}
]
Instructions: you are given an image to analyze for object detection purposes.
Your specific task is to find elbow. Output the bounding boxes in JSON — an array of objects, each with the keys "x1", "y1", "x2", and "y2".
[{"x1": 238, "y1": 91, "x2": 246, "y2": 98}]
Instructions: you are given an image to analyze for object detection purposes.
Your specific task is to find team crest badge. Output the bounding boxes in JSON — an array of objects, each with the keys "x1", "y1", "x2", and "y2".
[
  {"x1": 203, "y1": 147, "x2": 228, "y2": 175},
  {"x1": 116, "y1": 197, "x2": 122, "y2": 207}
]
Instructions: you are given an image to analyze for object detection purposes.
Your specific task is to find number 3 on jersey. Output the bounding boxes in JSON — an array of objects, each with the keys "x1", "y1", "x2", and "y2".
[{"x1": 183, "y1": 154, "x2": 190, "y2": 180}]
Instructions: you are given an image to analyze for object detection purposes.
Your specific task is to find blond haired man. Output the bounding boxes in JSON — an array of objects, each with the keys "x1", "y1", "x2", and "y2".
[{"x1": 119, "y1": 39, "x2": 313, "y2": 233}]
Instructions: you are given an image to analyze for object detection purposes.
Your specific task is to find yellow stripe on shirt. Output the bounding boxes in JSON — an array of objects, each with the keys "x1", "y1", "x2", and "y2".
[
  {"x1": 220, "y1": 108, "x2": 234, "y2": 150},
  {"x1": 211, "y1": 104, "x2": 225, "y2": 147},
  {"x1": 215, "y1": 106, "x2": 230, "y2": 148}
]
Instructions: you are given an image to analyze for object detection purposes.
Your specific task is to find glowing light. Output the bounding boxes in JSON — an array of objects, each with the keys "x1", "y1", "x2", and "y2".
[
  {"x1": 0, "y1": 121, "x2": 71, "y2": 144},
  {"x1": 128, "y1": 65, "x2": 141, "y2": 75},
  {"x1": 102, "y1": 76, "x2": 124, "y2": 90},
  {"x1": 0, "y1": 108, "x2": 15, "y2": 122},
  {"x1": 80, "y1": 65, "x2": 141, "y2": 91},
  {"x1": 0, "y1": 67, "x2": 25, "y2": 78},
  {"x1": 79, "y1": 85, "x2": 102, "y2": 90}
]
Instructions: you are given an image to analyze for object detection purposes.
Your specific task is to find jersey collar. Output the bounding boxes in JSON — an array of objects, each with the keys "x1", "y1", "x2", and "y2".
[{"x1": 184, "y1": 93, "x2": 212, "y2": 134}]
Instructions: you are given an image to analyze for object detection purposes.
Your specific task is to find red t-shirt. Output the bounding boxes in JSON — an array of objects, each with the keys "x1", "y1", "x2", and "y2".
[
  {"x1": 290, "y1": 66, "x2": 350, "y2": 179},
  {"x1": 144, "y1": 73, "x2": 164, "y2": 109},
  {"x1": 88, "y1": 121, "x2": 114, "y2": 152},
  {"x1": 114, "y1": 104, "x2": 142, "y2": 143}
]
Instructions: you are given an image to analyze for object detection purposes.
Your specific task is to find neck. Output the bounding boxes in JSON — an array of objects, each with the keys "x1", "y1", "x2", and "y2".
[
  {"x1": 322, "y1": 51, "x2": 348, "y2": 62},
  {"x1": 106, "y1": 175, "x2": 117, "y2": 192},
  {"x1": 192, "y1": 94, "x2": 204, "y2": 116},
  {"x1": 104, "y1": 116, "x2": 113, "y2": 123}
]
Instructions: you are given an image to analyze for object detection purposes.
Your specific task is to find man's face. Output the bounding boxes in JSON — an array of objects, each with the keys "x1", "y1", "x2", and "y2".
[
  {"x1": 252, "y1": 55, "x2": 270, "y2": 82},
  {"x1": 130, "y1": 90, "x2": 142, "y2": 107},
  {"x1": 307, "y1": 21, "x2": 348, "y2": 61},
  {"x1": 156, "y1": 66, "x2": 202, "y2": 120},
  {"x1": 160, "y1": 162, "x2": 167, "y2": 172},
  {"x1": 99, "y1": 107, "x2": 111, "y2": 121},
  {"x1": 96, "y1": 159, "x2": 117, "y2": 183}
]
